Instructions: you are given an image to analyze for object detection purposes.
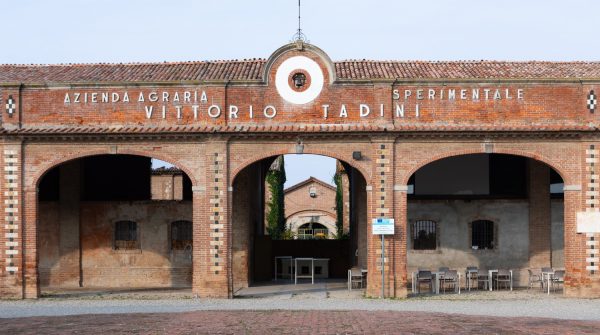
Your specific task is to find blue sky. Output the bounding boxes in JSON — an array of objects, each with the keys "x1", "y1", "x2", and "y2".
[{"x1": 2, "y1": 0, "x2": 596, "y2": 186}]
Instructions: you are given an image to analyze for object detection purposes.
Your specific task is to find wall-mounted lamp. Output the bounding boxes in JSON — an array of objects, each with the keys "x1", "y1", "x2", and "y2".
[
  {"x1": 352, "y1": 151, "x2": 362, "y2": 160},
  {"x1": 295, "y1": 138, "x2": 304, "y2": 154},
  {"x1": 309, "y1": 186, "x2": 317, "y2": 198}
]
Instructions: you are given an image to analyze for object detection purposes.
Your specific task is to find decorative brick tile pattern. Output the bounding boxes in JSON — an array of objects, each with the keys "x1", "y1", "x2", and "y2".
[
  {"x1": 586, "y1": 145, "x2": 598, "y2": 274},
  {"x1": 3, "y1": 148, "x2": 19, "y2": 275}
]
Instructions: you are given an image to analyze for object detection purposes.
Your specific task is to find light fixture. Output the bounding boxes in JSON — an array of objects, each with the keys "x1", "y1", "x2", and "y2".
[
  {"x1": 295, "y1": 138, "x2": 304, "y2": 154},
  {"x1": 352, "y1": 151, "x2": 362, "y2": 160},
  {"x1": 292, "y1": 73, "x2": 306, "y2": 88}
]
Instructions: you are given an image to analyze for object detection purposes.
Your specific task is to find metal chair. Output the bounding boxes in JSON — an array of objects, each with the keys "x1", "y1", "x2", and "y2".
[
  {"x1": 527, "y1": 269, "x2": 543, "y2": 290},
  {"x1": 416, "y1": 270, "x2": 433, "y2": 293},
  {"x1": 348, "y1": 267, "x2": 364, "y2": 290},
  {"x1": 476, "y1": 269, "x2": 489, "y2": 290},
  {"x1": 466, "y1": 266, "x2": 478, "y2": 290},
  {"x1": 438, "y1": 267, "x2": 450, "y2": 273},
  {"x1": 495, "y1": 269, "x2": 511, "y2": 290},
  {"x1": 552, "y1": 270, "x2": 565, "y2": 292},
  {"x1": 442, "y1": 270, "x2": 458, "y2": 293}
]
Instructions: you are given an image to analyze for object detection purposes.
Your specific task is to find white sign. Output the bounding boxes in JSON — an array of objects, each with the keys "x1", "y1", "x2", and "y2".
[
  {"x1": 372, "y1": 218, "x2": 395, "y2": 235},
  {"x1": 577, "y1": 212, "x2": 600, "y2": 233}
]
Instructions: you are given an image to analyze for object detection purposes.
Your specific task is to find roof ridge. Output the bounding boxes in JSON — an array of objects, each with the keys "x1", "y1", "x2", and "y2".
[{"x1": 0, "y1": 58, "x2": 267, "y2": 67}]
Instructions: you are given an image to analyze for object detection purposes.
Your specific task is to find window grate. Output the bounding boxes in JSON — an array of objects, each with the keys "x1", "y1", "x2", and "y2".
[
  {"x1": 471, "y1": 220, "x2": 494, "y2": 249},
  {"x1": 413, "y1": 220, "x2": 436, "y2": 250},
  {"x1": 115, "y1": 220, "x2": 138, "y2": 250},
  {"x1": 171, "y1": 220, "x2": 192, "y2": 250}
]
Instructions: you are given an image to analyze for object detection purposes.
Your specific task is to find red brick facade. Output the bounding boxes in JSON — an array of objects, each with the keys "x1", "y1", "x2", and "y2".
[{"x1": 1, "y1": 42, "x2": 600, "y2": 299}]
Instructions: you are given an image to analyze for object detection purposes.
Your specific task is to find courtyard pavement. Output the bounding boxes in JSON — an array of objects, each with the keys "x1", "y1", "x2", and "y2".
[{"x1": 2, "y1": 285, "x2": 600, "y2": 334}]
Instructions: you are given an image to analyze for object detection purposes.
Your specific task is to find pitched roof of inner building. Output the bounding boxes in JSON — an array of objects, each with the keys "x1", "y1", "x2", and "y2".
[
  {"x1": 284, "y1": 176, "x2": 337, "y2": 194},
  {"x1": 2, "y1": 59, "x2": 600, "y2": 84}
]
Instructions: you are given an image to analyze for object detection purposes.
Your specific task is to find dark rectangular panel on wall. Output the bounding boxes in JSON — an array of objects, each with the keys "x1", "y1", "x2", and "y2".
[
  {"x1": 82, "y1": 155, "x2": 151, "y2": 201},
  {"x1": 489, "y1": 155, "x2": 527, "y2": 197}
]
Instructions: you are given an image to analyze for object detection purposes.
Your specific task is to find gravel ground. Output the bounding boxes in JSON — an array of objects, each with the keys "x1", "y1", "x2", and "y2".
[{"x1": 2, "y1": 292, "x2": 600, "y2": 321}]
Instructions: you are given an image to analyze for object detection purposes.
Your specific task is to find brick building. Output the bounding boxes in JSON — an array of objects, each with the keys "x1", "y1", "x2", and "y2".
[
  {"x1": 1, "y1": 42, "x2": 600, "y2": 299},
  {"x1": 284, "y1": 176, "x2": 338, "y2": 239}
]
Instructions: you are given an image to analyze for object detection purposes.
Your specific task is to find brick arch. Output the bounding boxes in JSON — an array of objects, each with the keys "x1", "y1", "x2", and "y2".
[
  {"x1": 285, "y1": 209, "x2": 337, "y2": 221},
  {"x1": 32, "y1": 148, "x2": 198, "y2": 189},
  {"x1": 231, "y1": 148, "x2": 371, "y2": 185},
  {"x1": 399, "y1": 147, "x2": 570, "y2": 186}
]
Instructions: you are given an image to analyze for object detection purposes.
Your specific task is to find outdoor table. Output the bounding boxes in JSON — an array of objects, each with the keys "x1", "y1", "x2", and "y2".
[
  {"x1": 488, "y1": 269, "x2": 513, "y2": 291},
  {"x1": 294, "y1": 258, "x2": 330, "y2": 285},
  {"x1": 542, "y1": 270, "x2": 554, "y2": 295},
  {"x1": 274, "y1": 256, "x2": 293, "y2": 281}
]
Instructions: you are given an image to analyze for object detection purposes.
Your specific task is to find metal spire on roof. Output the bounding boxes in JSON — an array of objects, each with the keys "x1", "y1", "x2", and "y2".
[{"x1": 292, "y1": 0, "x2": 308, "y2": 43}]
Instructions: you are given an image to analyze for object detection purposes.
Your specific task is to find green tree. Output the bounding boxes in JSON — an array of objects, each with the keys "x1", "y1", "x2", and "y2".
[
  {"x1": 333, "y1": 172, "x2": 345, "y2": 239},
  {"x1": 266, "y1": 156, "x2": 286, "y2": 239}
]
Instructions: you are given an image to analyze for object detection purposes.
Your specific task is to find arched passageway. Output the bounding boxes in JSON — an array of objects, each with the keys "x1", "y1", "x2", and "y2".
[
  {"x1": 36, "y1": 154, "x2": 194, "y2": 293},
  {"x1": 405, "y1": 153, "x2": 564, "y2": 289},
  {"x1": 230, "y1": 154, "x2": 368, "y2": 292}
]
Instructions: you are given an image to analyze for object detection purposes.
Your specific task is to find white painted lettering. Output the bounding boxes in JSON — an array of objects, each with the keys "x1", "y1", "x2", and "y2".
[
  {"x1": 145, "y1": 106, "x2": 153, "y2": 119},
  {"x1": 392, "y1": 89, "x2": 400, "y2": 100},
  {"x1": 359, "y1": 104, "x2": 370, "y2": 117},
  {"x1": 208, "y1": 105, "x2": 221, "y2": 118},
  {"x1": 428, "y1": 89, "x2": 435, "y2": 100},
  {"x1": 339, "y1": 104, "x2": 348, "y2": 118},
  {"x1": 322, "y1": 104, "x2": 329, "y2": 119},
  {"x1": 111, "y1": 92, "x2": 120, "y2": 103},
  {"x1": 200, "y1": 91, "x2": 208, "y2": 103},
  {"x1": 263, "y1": 105, "x2": 277, "y2": 118},
  {"x1": 64, "y1": 93, "x2": 70, "y2": 104},
  {"x1": 229, "y1": 105, "x2": 239, "y2": 119},
  {"x1": 395, "y1": 104, "x2": 404, "y2": 118}
]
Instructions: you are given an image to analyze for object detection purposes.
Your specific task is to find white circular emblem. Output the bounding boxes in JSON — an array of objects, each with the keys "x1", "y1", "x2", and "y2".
[{"x1": 275, "y1": 56, "x2": 324, "y2": 105}]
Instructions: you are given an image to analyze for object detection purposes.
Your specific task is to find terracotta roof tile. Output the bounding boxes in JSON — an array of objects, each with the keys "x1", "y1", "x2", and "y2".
[{"x1": 2, "y1": 58, "x2": 600, "y2": 84}]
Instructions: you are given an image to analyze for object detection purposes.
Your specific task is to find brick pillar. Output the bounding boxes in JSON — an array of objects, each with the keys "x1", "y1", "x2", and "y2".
[
  {"x1": 528, "y1": 160, "x2": 552, "y2": 268},
  {"x1": 563, "y1": 144, "x2": 600, "y2": 297},
  {"x1": 0, "y1": 141, "x2": 26, "y2": 298},
  {"x1": 366, "y1": 138, "x2": 401, "y2": 298},
  {"x1": 58, "y1": 161, "x2": 81, "y2": 287},
  {"x1": 192, "y1": 140, "x2": 231, "y2": 298}
]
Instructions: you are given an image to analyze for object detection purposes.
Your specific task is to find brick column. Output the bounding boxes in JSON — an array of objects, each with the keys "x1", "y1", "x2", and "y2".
[
  {"x1": 528, "y1": 160, "x2": 551, "y2": 268},
  {"x1": 192, "y1": 140, "x2": 231, "y2": 298},
  {"x1": 0, "y1": 141, "x2": 25, "y2": 298},
  {"x1": 366, "y1": 138, "x2": 400, "y2": 298},
  {"x1": 563, "y1": 144, "x2": 600, "y2": 297}
]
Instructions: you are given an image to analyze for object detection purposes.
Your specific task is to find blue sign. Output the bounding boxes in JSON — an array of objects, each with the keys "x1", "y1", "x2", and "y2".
[{"x1": 372, "y1": 218, "x2": 395, "y2": 235}]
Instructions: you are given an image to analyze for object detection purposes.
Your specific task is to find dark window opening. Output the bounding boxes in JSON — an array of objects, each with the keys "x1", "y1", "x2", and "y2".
[
  {"x1": 412, "y1": 220, "x2": 436, "y2": 250},
  {"x1": 471, "y1": 220, "x2": 494, "y2": 250},
  {"x1": 115, "y1": 220, "x2": 138, "y2": 250},
  {"x1": 171, "y1": 220, "x2": 192, "y2": 250}
]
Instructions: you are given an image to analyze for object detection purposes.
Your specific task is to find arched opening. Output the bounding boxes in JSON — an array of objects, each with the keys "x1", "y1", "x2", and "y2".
[
  {"x1": 231, "y1": 154, "x2": 368, "y2": 295},
  {"x1": 37, "y1": 154, "x2": 194, "y2": 296},
  {"x1": 406, "y1": 153, "x2": 564, "y2": 291},
  {"x1": 297, "y1": 222, "x2": 329, "y2": 240}
]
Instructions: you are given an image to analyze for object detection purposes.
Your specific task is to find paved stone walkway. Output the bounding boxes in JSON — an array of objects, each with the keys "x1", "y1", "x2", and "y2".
[{"x1": 1, "y1": 310, "x2": 599, "y2": 334}]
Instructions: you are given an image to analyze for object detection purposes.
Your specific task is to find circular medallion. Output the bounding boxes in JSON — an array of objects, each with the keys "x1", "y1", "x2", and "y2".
[{"x1": 275, "y1": 56, "x2": 324, "y2": 104}]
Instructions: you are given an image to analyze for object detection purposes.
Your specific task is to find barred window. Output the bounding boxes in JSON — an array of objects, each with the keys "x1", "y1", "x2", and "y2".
[
  {"x1": 114, "y1": 220, "x2": 138, "y2": 250},
  {"x1": 471, "y1": 220, "x2": 494, "y2": 250},
  {"x1": 171, "y1": 220, "x2": 192, "y2": 250},
  {"x1": 412, "y1": 220, "x2": 436, "y2": 250}
]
